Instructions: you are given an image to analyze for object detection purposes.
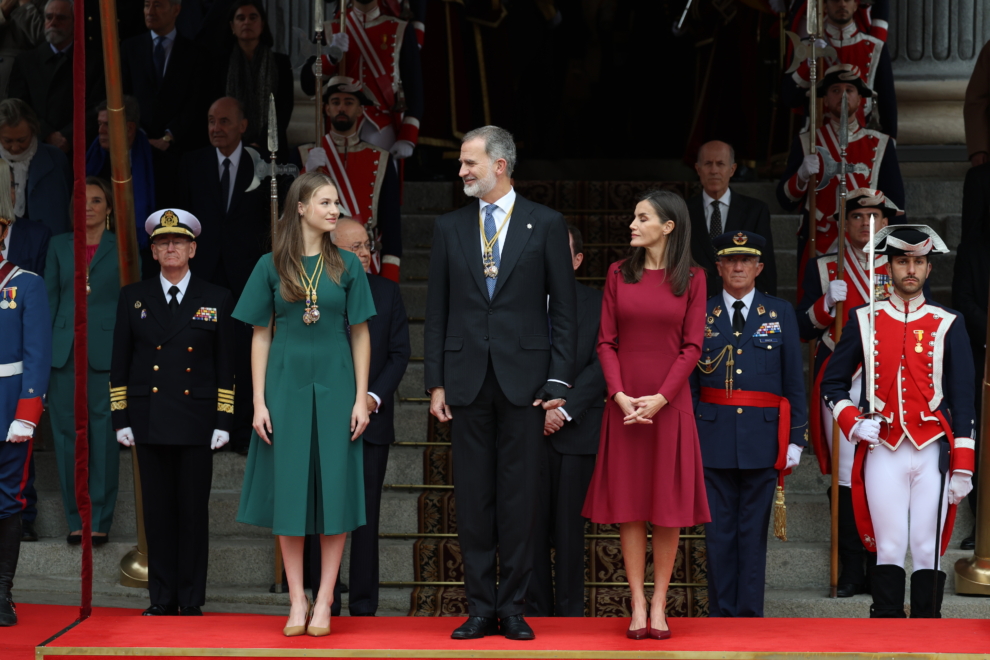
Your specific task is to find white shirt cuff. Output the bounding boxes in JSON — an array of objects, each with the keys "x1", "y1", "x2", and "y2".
[
  {"x1": 369, "y1": 392, "x2": 381, "y2": 413},
  {"x1": 559, "y1": 407, "x2": 571, "y2": 422},
  {"x1": 548, "y1": 379, "x2": 571, "y2": 388}
]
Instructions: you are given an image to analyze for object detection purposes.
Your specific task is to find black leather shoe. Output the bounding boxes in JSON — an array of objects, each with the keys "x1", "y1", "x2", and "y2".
[
  {"x1": 142, "y1": 604, "x2": 177, "y2": 616},
  {"x1": 92, "y1": 534, "x2": 109, "y2": 546},
  {"x1": 66, "y1": 533, "x2": 82, "y2": 545},
  {"x1": 20, "y1": 521, "x2": 37, "y2": 542},
  {"x1": 179, "y1": 606, "x2": 203, "y2": 616},
  {"x1": 500, "y1": 615, "x2": 535, "y2": 641},
  {"x1": 451, "y1": 616, "x2": 499, "y2": 640},
  {"x1": 836, "y1": 582, "x2": 866, "y2": 598},
  {"x1": 961, "y1": 528, "x2": 976, "y2": 551},
  {"x1": 0, "y1": 592, "x2": 16, "y2": 626}
]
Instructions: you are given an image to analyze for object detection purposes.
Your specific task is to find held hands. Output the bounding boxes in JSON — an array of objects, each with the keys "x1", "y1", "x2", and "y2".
[
  {"x1": 533, "y1": 381, "x2": 568, "y2": 410},
  {"x1": 350, "y1": 398, "x2": 370, "y2": 441},
  {"x1": 305, "y1": 147, "x2": 330, "y2": 173},
  {"x1": 544, "y1": 409, "x2": 566, "y2": 436},
  {"x1": 115, "y1": 427, "x2": 135, "y2": 447},
  {"x1": 785, "y1": 443, "x2": 803, "y2": 470},
  {"x1": 797, "y1": 153, "x2": 821, "y2": 182},
  {"x1": 253, "y1": 404, "x2": 273, "y2": 445},
  {"x1": 617, "y1": 392, "x2": 668, "y2": 425},
  {"x1": 210, "y1": 430, "x2": 229, "y2": 450},
  {"x1": 850, "y1": 418, "x2": 881, "y2": 444},
  {"x1": 949, "y1": 472, "x2": 974, "y2": 505},
  {"x1": 429, "y1": 387, "x2": 452, "y2": 422},
  {"x1": 825, "y1": 280, "x2": 847, "y2": 309},
  {"x1": 6, "y1": 419, "x2": 34, "y2": 443}
]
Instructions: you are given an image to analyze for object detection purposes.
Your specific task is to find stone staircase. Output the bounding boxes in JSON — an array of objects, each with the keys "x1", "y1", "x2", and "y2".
[{"x1": 16, "y1": 175, "x2": 989, "y2": 618}]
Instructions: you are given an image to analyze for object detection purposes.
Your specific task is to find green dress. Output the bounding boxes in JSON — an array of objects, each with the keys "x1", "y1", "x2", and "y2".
[{"x1": 233, "y1": 251, "x2": 376, "y2": 536}]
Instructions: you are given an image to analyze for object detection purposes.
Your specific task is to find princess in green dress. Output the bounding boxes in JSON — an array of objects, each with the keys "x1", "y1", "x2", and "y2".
[{"x1": 232, "y1": 172, "x2": 375, "y2": 637}]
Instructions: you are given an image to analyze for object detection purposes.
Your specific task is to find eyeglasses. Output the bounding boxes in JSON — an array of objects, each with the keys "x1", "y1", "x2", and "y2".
[
  {"x1": 153, "y1": 239, "x2": 192, "y2": 249},
  {"x1": 346, "y1": 241, "x2": 376, "y2": 254}
]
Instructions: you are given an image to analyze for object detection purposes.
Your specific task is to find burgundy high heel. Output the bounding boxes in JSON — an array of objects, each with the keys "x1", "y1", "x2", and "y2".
[
  {"x1": 626, "y1": 607, "x2": 648, "y2": 640},
  {"x1": 648, "y1": 610, "x2": 671, "y2": 640}
]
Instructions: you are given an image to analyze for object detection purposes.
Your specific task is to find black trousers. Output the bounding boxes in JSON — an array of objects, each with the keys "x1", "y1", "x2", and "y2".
[
  {"x1": 528, "y1": 444, "x2": 595, "y2": 616},
  {"x1": 330, "y1": 441, "x2": 390, "y2": 615},
  {"x1": 703, "y1": 466, "x2": 777, "y2": 617},
  {"x1": 136, "y1": 443, "x2": 213, "y2": 608},
  {"x1": 449, "y1": 361, "x2": 546, "y2": 618}
]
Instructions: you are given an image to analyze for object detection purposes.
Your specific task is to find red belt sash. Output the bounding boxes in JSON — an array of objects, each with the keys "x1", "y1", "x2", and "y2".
[{"x1": 699, "y1": 387, "x2": 791, "y2": 473}]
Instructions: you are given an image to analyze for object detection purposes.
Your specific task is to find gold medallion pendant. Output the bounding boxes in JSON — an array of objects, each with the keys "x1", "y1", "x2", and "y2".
[{"x1": 300, "y1": 255, "x2": 325, "y2": 326}]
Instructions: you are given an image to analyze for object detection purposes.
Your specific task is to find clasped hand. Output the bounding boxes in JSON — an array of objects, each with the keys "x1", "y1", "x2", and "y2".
[{"x1": 615, "y1": 392, "x2": 667, "y2": 425}]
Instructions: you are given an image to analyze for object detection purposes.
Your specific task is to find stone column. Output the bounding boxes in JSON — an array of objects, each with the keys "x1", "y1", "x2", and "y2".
[{"x1": 888, "y1": 0, "x2": 990, "y2": 144}]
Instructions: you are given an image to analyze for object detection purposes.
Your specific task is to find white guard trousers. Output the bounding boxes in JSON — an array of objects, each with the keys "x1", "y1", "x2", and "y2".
[
  {"x1": 864, "y1": 439, "x2": 949, "y2": 569},
  {"x1": 822, "y1": 373, "x2": 860, "y2": 487}
]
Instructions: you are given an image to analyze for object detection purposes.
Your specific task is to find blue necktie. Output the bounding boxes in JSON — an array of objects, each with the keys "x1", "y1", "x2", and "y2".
[
  {"x1": 153, "y1": 36, "x2": 167, "y2": 83},
  {"x1": 484, "y1": 203, "x2": 500, "y2": 298}
]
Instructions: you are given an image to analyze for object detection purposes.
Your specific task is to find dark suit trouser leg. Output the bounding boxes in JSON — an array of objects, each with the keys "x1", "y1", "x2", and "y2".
[
  {"x1": 734, "y1": 467, "x2": 776, "y2": 617},
  {"x1": 138, "y1": 444, "x2": 212, "y2": 608},
  {"x1": 348, "y1": 442, "x2": 390, "y2": 615},
  {"x1": 549, "y1": 448, "x2": 595, "y2": 617},
  {"x1": 527, "y1": 442, "x2": 553, "y2": 616},
  {"x1": 450, "y1": 364, "x2": 545, "y2": 618}
]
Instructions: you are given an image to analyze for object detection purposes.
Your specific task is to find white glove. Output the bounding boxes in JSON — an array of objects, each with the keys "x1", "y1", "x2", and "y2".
[
  {"x1": 806, "y1": 38, "x2": 829, "y2": 66},
  {"x1": 116, "y1": 427, "x2": 135, "y2": 447},
  {"x1": 389, "y1": 139, "x2": 414, "y2": 160},
  {"x1": 305, "y1": 147, "x2": 330, "y2": 173},
  {"x1": 210, "y1": 429, "x2": 230, "y2": 451},
  {"x1": 825, "y1": 280, "x2": 848, "y2": 309},
  {"x1": 6, "y1": 420, "x2": 34, "y2": 443},
  {"x1": 849, "y1": 419, "x2": 881, "y2": 444},
  {"x1": 797, "y1": 153, "x2": 820, "y2": 181},
  {"x1": 329, "y1": 32, "x2": 349, "y2": 54},
  {"x1": 785, "y1": 443, "x2": 803, "y2": 470},
  {"x1": 948, "y1": 472, "x2": 974, "y2": 505}
]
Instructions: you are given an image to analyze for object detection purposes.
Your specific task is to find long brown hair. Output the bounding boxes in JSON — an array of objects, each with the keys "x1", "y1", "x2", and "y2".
[
  {"x1": 85, "y1": 176, "x2": 114, "y2": 232},
  {"x1": 273, "y1": 172, "x2": 347, "y2": 302},
  {"x1": 619, "y1": 188, "x2": 697, "y2": 296}
]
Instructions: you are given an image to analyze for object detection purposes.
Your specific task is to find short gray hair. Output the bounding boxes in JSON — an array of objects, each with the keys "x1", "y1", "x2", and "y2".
[
  {"x1": 0, "y1": 99, "x2": 40, "y2": 136},
  {"x1": 96, "y1": 96, "x2": 141, "y2": 125},
  {"x1": 462, "y1": 125, "x2": 517, "y2": 176}
]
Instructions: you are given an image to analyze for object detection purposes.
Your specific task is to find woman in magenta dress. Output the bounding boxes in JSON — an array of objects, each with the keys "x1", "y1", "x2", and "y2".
[{"x1": 582, "y1": 189, "x2": 710, "y2": 640}]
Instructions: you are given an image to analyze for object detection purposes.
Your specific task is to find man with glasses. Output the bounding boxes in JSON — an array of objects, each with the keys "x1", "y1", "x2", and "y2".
[
  {"x1": 110, "y1": 208, "x2": 235, "y2": 616},
  {"x1": 327, "y1": 217, "x2": 410, "y2": 615}
]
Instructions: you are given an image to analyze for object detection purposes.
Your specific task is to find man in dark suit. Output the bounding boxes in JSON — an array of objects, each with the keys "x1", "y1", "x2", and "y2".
[
  {"x1": 110, "y1": 209, "x2": 235, "y2": 616},
  {"x1": 424, "y1": 125, "x2": 577, "y2": 641},
  {"x1": 328, "y1": 218, "x2": 410, "y2": 616},
  {"x1": 121, "y1": 0, "x2": 204, "y2": 208},
  {"x1": 688, "y1": 141, "x2": 777, "y2": 299},
  {"x1": 2, "y1": 217, "x2": 50, "y2": 277},
  {"x1": 689, "y1": 231, "x2": 807, "y2": 617},
  {"x1": 177, "y1": 96, "x2": 268, "y2": 453},
  {"x1": 528, "y1": 224, "x2": 603, "y2": 617}
]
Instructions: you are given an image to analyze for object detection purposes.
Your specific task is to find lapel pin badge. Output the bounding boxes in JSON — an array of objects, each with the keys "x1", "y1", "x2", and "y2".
[
  {"x1": 135, "y1": 301, "x2": 142, "y2": 309},
  {"x1": 527, "y1": 223, "x2": 532, "y2": 229},
  {"x1": 141, "y1": 309, "x2": 147, "y2": 319}
]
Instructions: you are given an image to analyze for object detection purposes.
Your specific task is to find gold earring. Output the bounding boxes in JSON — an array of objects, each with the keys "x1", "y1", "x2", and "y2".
[{"x1": 106, "y1": 211, "x2": 111, "y2": 231}]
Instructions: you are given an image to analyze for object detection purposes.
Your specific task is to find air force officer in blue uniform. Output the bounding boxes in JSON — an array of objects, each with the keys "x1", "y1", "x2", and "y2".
[{"x1": 689, "y1": 231, "x2": 807, "y2": 617}]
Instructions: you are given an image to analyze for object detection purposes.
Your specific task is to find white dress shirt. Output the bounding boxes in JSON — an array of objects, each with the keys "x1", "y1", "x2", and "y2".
[
  {"x1": 477, "y1": 187, "x2": 517, "y2": 256},
  {"x1": 217, "y1": 142, "x2": 243, "y2": 211},
  {"x1": 702, "y1": 188, "x2": 732, "y2": 233},
  {"x1": 722, "y1": 286, "x2": 756, "y2": 323},
  {"x1": 151, "y1": 28, "x2": 177, "y2": 75},
  {"x1": 160, "y1": 269, "x2": 192, "y2": 305}
]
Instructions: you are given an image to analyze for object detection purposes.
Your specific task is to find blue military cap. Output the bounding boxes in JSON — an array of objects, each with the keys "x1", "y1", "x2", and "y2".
[{"x1": 713, "y1": 231, "x2": 765, "y2": 258}]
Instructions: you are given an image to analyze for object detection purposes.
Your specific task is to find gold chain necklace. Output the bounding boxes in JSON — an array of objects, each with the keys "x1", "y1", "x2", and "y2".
[
  {"x1": 479, "y1": 204, "x2": 514, "y2": 279},
  {"x1": 300, "y1": 254, "x2": 324, "y2": 325}
]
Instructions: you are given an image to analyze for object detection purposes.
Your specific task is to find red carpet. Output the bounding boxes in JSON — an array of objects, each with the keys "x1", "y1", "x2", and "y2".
[{"x1": 6, "y1": 604, "x2": 989, "y2": 660}]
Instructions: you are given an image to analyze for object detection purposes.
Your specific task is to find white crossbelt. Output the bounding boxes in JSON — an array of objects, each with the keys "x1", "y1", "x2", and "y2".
[{"x1": 0, "y1": 361, "x2": 24, "y2": 377}]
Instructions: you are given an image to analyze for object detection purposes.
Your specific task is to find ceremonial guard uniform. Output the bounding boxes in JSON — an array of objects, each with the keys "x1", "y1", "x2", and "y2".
[
  {"x1": 822, "y1": 226, "x2": 976, "y2": 618},
  {"x1": 777, "y1": 65, "x2": 905, "y2": 263},
  {"x1": 797, "y1": 189, "x2": 901, "y2": 597},
  {"x1": 110, "y1": 210, "x2": 235, "y2": 615},
  {"x1": 314, "y1": 1, "x2": 424, "y2": 154},
  {"x1": 689, "y1": 232, "x2": 807, "y2": 617},
  {"x1": 0, "y1": 214, "x2": 52, "y2": 626},
  {"x1": 300, "y1": 77, "x2": 402, "y2": 283}
]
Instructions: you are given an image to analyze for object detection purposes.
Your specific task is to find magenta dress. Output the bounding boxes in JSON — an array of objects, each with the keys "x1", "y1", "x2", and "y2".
[{"x1": 582, "y1": 264, "x2": 711, "y2": 527}]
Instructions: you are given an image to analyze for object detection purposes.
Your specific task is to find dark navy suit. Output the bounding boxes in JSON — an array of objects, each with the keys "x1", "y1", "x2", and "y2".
[
  {"x1": 5, "y1": 219, "x2": 51, "y2": 277},
  {"x1": 330, "y1": 273, "x2": 409, "y2": 615},
  {"x1": 689, "y1": 290, "x2": 808, "y2": 617}
]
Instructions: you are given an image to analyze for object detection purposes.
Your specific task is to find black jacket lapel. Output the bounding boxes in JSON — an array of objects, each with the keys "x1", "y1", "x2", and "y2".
[
  {"x1": 161, "y1": 276, "x2": 202, "y2": 344},
  {"x1": 228, "y1": 150, "x2": 254, "y2": 216},
  {"x1": 143, "y1": 278, "x2": 171, "y2": 332},
  {"x1": 454, "y1": 204, "x2": 490, "y2": 300},
  {"x1": 491, "y1": 198, "x2": 536, "y2": 299},
  {"x1": 724, "y1": 193, "x2": 744, "y2": 233}
]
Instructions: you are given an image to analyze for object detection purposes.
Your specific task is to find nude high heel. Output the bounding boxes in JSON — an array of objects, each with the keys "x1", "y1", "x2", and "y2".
[
  {"x1": 283, "y1": 597, "x2": 312, "y2": 637},
  {"x1": 306, "y1": 601, "x2": 331, "y2": 637}
]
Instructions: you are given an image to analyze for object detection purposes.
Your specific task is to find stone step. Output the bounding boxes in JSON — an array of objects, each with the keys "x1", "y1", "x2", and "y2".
[
  {"x1": 398, "y1": 362, "x2": 425, "y2": 401},
  {"x1": 17, "y1": 536, "x2": 416, "y2": 587},
  {"x1": 401, "y1": 181, "x2": 454, "y2": 215},
  {"x1": 399, "y1": 282, "x2": 428, "y2": 319},
  {"x1": 764, "y1": 588, "x2": 990, "y2": 618},
  {"x1": 401, "y1": 214, "x2": 436, "y2": 249}
]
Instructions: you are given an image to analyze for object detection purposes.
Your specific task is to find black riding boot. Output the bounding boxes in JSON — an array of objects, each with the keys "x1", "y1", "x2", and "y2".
[
  {"x1": 0, "y1": 512, "x2": 22, "y2": 626},
  {"x1": 869, "y1": 564, "x2": 907, "y2": 618},
  {"x1": 909, "y1": 569, "x2": 946, "y2": 618},
  {"x1": 831, "y1": 486, "x2": 868, "y2": 597}
]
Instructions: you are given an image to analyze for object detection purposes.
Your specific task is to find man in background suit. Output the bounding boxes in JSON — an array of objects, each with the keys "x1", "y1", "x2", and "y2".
[
  {"x1": 121, "y1": 0, "x2": 203, "y2": 208},
  {"x1": 110, "y1": 209, "x2": 235, "y2": 616},
  {"x1": 688, "y1": 141, "x2": 777, "y2": 298},
  {"x1": 329, "y1": 218, "x2": 410, "y2": 616},
  {"x1": 425, "y1": 125, "x2": 577, "y2": 641},
  {"x1": 177, "y1": 96, "x2": 268, "y2": 454},
  {"x1": 2, "y1": 176, "x2": 51, "y2": 274},
  {"x1": 528, "y1": 224, "x2": 603, "y2": 617}
]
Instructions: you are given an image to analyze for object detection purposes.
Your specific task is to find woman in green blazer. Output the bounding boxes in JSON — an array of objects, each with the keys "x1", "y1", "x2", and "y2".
[{"x1": 45, "y1": 177, "x2": 124, "y2": 544}]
